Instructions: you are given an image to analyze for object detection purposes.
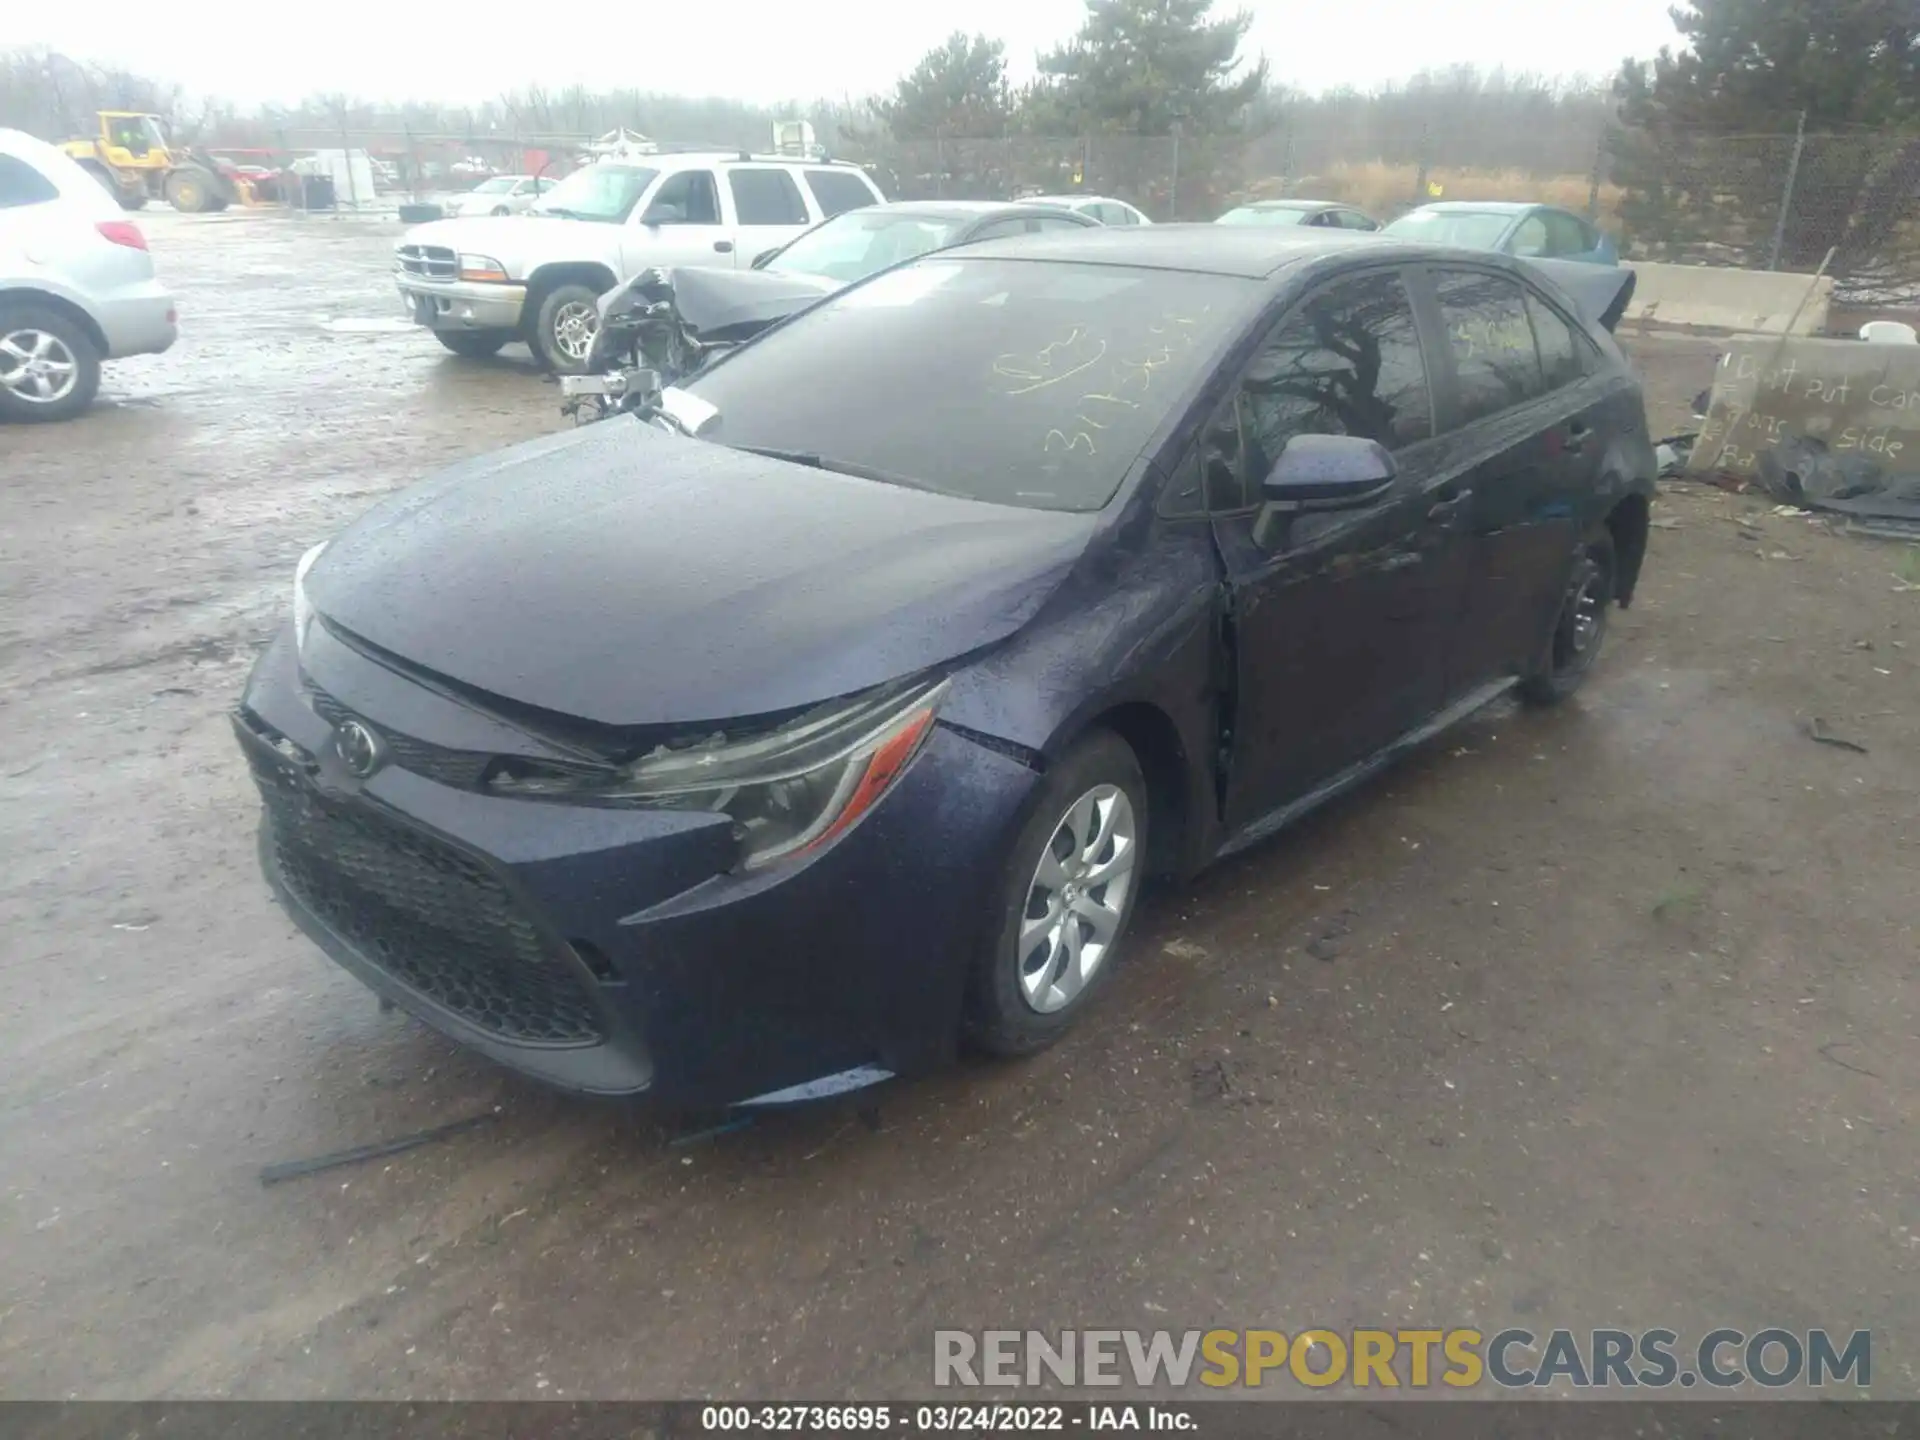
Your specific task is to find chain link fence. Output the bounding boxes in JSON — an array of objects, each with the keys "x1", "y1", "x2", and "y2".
[{"x1": 193, "y1": 119, "x2": 1920, "y2": 307}]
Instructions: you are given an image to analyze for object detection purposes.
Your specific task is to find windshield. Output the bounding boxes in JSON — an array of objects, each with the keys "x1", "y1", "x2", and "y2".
[
  {"x1": 531, "y1": 164, "x2": 659, "y2": 222},
  {"x1": 686, "y1": 257, "x2": 1251, "y2": 512},
  {"x1": 1217, "y1": 205, "x2": 1310, "y2": 226},
  {"x1": 1382, "y1": 209, "x2": 1516, "y2": 249},
  {"x1": 471, "y1": 177, "x2": 519, "y2": 195},
  {"x1": 764, "y1": 211, "x2": 968, "y2": 282}
]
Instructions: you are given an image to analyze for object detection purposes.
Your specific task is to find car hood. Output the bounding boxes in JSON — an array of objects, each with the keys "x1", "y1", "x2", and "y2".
[
  {"x1": 305, "y1": 422, "x2": 1099, "y2": 728},
  {"x1": 657, "y1": 265, "x2": 843, "y2": 341},
  {"x1": 401, "y1": 214, "x2": 579, "y2": 263}
]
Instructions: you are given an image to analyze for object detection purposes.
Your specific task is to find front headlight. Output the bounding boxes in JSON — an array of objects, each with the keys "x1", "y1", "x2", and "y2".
[
  {"x1": 458, "y1": 253, "x2": 509, "y2": 282},
  {"x1": 292, "y1": 541, "x2": 327, "y2": 655},
  {"x1": 489, "y1": 676, "x2": 948, "y2": 869}
]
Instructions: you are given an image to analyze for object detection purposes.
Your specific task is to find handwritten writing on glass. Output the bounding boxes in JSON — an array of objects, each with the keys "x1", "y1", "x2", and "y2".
[{"x1": 996, "y1": 310, "x2": 1211, "y2": 461}]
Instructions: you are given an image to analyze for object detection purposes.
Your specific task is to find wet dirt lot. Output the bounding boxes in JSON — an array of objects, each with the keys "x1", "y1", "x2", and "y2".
[{"x1": 2, "y1": 211, "x2": 1916, "y2": 1400}]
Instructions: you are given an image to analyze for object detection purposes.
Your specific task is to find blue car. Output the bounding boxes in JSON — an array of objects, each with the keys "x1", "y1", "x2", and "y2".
[
  {"x1": 1382, "y1": 202, "x2": 1620, "y2": 265},
  {"x1": 235, "y1": 226, "x2": 1653, "y2": 1110}
]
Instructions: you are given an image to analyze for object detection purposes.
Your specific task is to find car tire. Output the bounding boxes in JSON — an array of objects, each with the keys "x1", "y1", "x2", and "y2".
[
  {"x1": 491, "y1": 205, "x2": 510, "y2": 216},
  {"x1": 966, "y1": 728, "x2": 1149, "y2": 1057},
  {"x1": 434, "y1": 329, "x2": 511, "y2": 359},
  {"x1": 0, "y1": 305, "x2": 102, "y2": 423},
  {"x1": 1519, "y1": 529, "x2": 1616, "y2": 706},
  {"x1": 529, "y1": 282, "x2": 604, "y2": 374}
]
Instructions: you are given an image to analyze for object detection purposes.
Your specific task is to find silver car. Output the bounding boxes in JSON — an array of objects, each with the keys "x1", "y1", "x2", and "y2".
[
  {"x1": 0, "y1": 127, "x2": 177, "y2": 422},
  {"x1": 446, "y1": 175, "x2": 555, "y2": 218}
]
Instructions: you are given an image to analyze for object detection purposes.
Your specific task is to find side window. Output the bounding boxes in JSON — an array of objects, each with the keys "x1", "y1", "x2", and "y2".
[
  {"x1": 1434, "y1": 269, "x2": 1547, "y2": 423},
  {"x1": 1340, "y1": 210, "x2": 1378, "y2": 231},
  {"x1": 1510, "y1": 214, "x2": 1550, "y2": 256},
  {"x1": 647, "y1": 170, "x2": 720, "y2": 225},
  {"x1": 1029, "y1": 215, "x2": 1088, "y2": 233},
  {"x1": 0, "y1": 155, "x2": 60, "y2": 208},
  {"x1": 1525, "y1": 291, "x2": 1593, "y2": 391},
  {"x1": 966, "y1": 218, "x2": 1030, "y2": 242},
  {"x1": 1542, "y1": 210, "x2": 1591, "y2": 255},
  {"x1": 804, "y1": 168, "x2": 876, "y2": 218},
  {"x1": 1203, "y1": 269, "x2": 1433, "y2": 511},
  {"x1": 728, "y1": 168, "x2": 809, "y2": 226}
]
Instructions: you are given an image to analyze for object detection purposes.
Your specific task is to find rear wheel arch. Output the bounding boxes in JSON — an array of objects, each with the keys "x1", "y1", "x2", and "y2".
[{"x1": 0, "y1": 287, "x2": 109, "y2": 358}]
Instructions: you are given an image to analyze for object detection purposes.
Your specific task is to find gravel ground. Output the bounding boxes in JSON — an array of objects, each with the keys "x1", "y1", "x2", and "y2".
[{"x1": 1, "y1": 211, "x2": 1914, "y2": 1400}]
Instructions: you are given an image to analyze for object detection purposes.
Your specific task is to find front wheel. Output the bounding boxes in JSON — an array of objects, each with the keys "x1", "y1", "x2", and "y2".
[
  {"x1": 530, "y1": 282, "x2": 604, "y2": 374},
  {"x1": 1520, "y1": 530, "x2": 1616, "y2": 705},
  {"x1": 165, "y1": 167, "x2": 218, "y2": 213},
  {"x1": 0, "y1": 306, "x2": 102, "y2": 423},
  {"x1": 434, "y1": 329, "x2": 511, "y2": 359},
  {"x1": 966, "y1": 729, "x2": 1149, "y2": 1057}
]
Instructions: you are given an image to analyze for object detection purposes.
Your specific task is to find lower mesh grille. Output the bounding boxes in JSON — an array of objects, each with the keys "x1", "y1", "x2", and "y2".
[{"x1": 249, "y1": 746, "x2": 605, "y2": 1046}]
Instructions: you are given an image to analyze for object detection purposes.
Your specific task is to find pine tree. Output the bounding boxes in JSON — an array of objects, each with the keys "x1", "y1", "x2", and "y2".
[
  {"x1": 1027, "y1": 0, "x2": 1268, "y2": 136},
  {"x1": 879, "y1": 33, "x2": 1013, "y2": 140}
]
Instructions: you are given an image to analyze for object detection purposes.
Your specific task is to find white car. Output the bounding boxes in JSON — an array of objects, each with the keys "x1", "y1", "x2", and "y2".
[
  {"x1": 1026, "y1": 194, "x2": 1153, "y2": 227},
  {"x1": 394, "y1": 151, "x2": 885, "y2": 371},
  {"x1": 0, "y1": 127, "x2": 176, "y2": 422},
  {"x1": 448, "y1": 175, "x2": 556, "y2": 218}
]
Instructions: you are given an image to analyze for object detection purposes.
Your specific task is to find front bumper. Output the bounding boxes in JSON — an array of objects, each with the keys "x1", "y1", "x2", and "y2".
[
  {"x1": 395, "y1": 275, "x2": 528, "y2": 333},
  {"x1": 234, "y1": 623, "x2": 1039, "y2": 1108}
]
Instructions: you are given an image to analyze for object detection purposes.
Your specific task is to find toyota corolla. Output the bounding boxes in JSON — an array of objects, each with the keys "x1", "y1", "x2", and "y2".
[{"x1": 234, "y1": 226, "x2": 1653, "y2": 1109}]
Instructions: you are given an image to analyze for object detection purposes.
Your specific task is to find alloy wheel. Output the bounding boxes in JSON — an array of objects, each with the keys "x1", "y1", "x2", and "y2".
[
  {"x1": 1017, "y1": 784, "x2": 1139, "y2": 1014},
  {"x1": 1552, "y1": 552, "x2": 1610, "y2": 677},
  {"x1": 0, "y1": 329, "x2": 80, "y2": 406},
  {"x1": 552, "y1": 301, "x2": 598, "y2": 364}
]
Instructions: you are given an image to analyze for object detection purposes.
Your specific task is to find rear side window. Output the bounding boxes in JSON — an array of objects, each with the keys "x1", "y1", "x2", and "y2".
[
  {"x1": 1205, "y1": 268, "x2": 1432, "y2": 510},
  {"x1": 966, "y1": 218, "x2": 1030, "y2": 242},
  {"x1": 0, "y1": 155, "x2": 60, "y2": 209},
  {"x1": 1030, "y1": 215, "x2": 1089, "y2": 232},
  {"x1": 729, "y1": 168, "x2": 809, "y2": 225},
  {"x1": 804, "y1": 168, "x2": 877, "y2": 218},
  {"x1": 1434, "y1": 269, "x2": 1546, "y2": 424},
  {"x1": 1526, "y1": 291, "x2": 1591, "y2": 391},
  {"x1": 1542, "y1": 210, "x2": 1593, "y2": 255}
]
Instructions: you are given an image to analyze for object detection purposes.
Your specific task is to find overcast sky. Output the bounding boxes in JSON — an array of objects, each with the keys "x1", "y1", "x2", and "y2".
[{"x1": 5, "y1": 0, "x2": 1686, "y2": 109}]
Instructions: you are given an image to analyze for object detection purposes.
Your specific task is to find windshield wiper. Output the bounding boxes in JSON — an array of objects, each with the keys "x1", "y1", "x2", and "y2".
[{"x1": 728, "y1": 445, "x2": 953, "y2": 496}]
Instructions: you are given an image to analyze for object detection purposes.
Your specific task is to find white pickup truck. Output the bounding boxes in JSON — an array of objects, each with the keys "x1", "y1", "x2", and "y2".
[{"x1": 394, "y1": 150, "x2": 885, "y2": 372}]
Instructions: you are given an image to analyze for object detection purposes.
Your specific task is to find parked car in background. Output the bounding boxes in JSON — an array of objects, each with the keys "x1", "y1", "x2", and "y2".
[
  {"x1": 1217, "y1": 199, "x2": 1380, "y2": 231},
  {"x1": 393, "y1": 150, "x2": 886, "y2": 371},
  {"x1": 448, "y1": 174, "x2": 556, "y2": 217},
  {"x1": 0, "y1": 128, "x2": 176, "y2": 422},
  {"x1": 1027, "y1": 194, "x2": 1153, "y2": 226},
  {"x1": 1383, "y1": 202, "x2": 1619, "y2": 265},
  {"x1": 240, "y1": 225, "x2": 1653, "y2": 1108}
]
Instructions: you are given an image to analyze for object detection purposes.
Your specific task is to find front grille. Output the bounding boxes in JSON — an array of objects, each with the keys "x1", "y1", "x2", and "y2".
[
  {"x1": 308, "y1": 689, "x2": 492, "y2": 789},
  {"x1": 248, "y1": 740, "x2": 606, "y2": 1047},
  {"x1": 397, "y1": 243, "x2": 458, "y2": 280}
]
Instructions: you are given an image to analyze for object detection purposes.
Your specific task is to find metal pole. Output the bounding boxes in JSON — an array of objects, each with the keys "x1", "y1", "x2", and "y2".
[
  {"x1": 1586, "y1": 125, "x2": 1606, "y2": 220},
  {"x1": 1169, "y1": 124, "x2": 1181, "y2": 221},
  {"x1": 1767, "y1": 111, "x2": 1807, "y2": 271},
  {"x1": 340, "y1": 114, "x2": 358, "y2": 213}
]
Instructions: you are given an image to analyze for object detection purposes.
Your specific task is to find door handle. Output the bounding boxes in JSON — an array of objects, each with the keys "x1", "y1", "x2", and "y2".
[
  {"x1": 1427, "y1": 488, "x2": 1473, "y2": 522},
  {"x1": 713, "y1": 240, "x2": 735, "y2": 254},
  {"x1": 1564, "y1": 422, "x2": 1591, "y2": 453}
]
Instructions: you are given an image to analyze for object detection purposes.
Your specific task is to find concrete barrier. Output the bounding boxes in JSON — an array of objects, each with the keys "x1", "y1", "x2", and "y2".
[{"x1": 1623, "y1": 260, "x2": 1833, "y2": 335}]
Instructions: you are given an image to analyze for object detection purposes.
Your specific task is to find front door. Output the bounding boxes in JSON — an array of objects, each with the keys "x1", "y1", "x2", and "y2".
[
  {"x1": 1209, "y1": 267, "x2": 1475, "y2": 831},
  {"x1": 625, "y1": 169, "x2": 733, "y2": 271}
]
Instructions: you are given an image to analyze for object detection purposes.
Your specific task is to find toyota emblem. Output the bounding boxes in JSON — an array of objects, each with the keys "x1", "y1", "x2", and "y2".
[{"x1": 333, "y1": 719, "x2": 386, "y2": 778}]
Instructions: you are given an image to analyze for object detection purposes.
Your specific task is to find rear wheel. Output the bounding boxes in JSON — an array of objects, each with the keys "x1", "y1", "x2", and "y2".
[
  {"x1": 434, "y1": 329, "x2": 511, "y2": 359},
  {"x1": 1520, "y1": 530, "x2": 1616, "y2": 705},
  {"x1": 529, "y1": 282, "x2": 604, "y2": 374},
  {"x1": 966, "y1": 729, "x2": 1149, "y2": 1056},
  {"x1": 164, "y1": 167, "x2": 218, "y2": 213},
  {"x1": 0, "y1": 305, "x2": 102, "y2": 423}
]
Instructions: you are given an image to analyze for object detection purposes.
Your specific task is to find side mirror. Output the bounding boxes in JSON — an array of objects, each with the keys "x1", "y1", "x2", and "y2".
[
  {"x1": 1260, "y1": 434, "x2": 1395, "y2": 510},
  {"x1": 642, "y1": 202, "x2": 685, "y2": 226},
  {"x1": 750, "y1": 247, "x2": 780, "y2": 269}
]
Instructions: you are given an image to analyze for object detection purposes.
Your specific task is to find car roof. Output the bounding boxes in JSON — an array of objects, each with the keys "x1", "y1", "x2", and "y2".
[
  {"x1": 1401, "y1": 201, "x2": 1544, "y2": 215},
  {"x1": 954, "y1": 222, "x2": 1405, "y2": 276},
  {"x1": 1029, "y1": 193, "x2": 1127, "y2": 205},
  {"x1": 1231, "y1": 198, "x2": 1344, "y2": 211}
]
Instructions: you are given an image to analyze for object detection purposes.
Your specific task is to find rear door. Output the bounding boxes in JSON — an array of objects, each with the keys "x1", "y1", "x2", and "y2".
[
  {"x1": 726, "y1": 168, "x2": 816, "y2": 270},
  {"x1": 1209, "y1": 265, "x2": 1476, "y2": 828},
  {"x1": 1420, "y1": 265, "x2": 1604, "y2": 690},
  {"x1": 802, "y1": 167, "x2": 881, "y2": 218}
]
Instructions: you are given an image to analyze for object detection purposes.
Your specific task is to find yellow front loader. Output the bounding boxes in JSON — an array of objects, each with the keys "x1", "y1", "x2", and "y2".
[{"x1": 60, "y1": 112, "x2": 240, "y2": 214}]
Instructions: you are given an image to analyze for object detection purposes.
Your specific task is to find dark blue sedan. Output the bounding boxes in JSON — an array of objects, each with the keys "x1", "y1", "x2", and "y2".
[{"x1": 235, "y1": 226, "x2": 1655, "y2": 1109}]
